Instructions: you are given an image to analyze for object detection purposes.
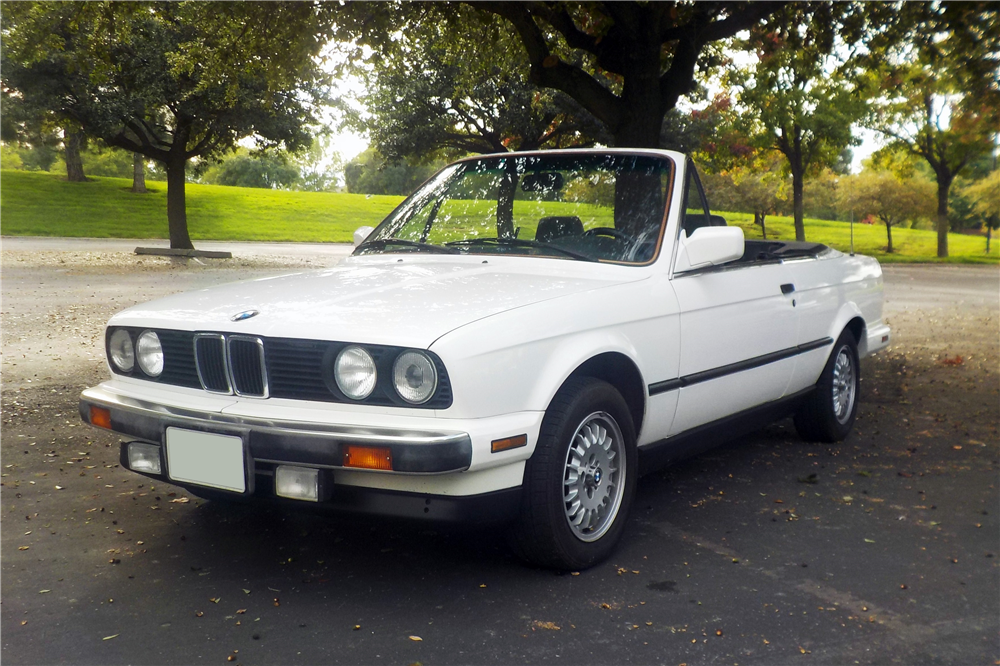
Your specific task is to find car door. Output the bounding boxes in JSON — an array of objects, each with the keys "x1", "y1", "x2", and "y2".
[{"x1": 666, "y1": 161, "x2": 799, "y2": 436}]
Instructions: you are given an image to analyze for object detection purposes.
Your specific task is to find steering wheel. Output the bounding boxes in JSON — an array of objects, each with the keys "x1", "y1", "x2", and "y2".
[{"x1": 583, "y1": 227, "x2": 631, "y2": 242}]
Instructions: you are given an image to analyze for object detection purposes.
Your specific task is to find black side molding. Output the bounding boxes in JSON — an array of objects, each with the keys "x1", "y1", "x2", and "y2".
[
  {"x1": 638, "y1": 387, "x2": 813, "y2": 475},
  {"x1": 648, "y1": 337, "x2": 833, "y2": 396}
]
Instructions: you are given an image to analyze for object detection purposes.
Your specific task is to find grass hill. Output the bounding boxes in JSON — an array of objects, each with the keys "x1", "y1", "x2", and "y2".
[{"x1": 1, "y1": 170, "x2": 996, "y2": 263}]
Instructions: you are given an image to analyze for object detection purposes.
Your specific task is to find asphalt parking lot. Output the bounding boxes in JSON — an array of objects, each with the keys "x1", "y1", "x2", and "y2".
[{"x1": 2, "y1": 239, "x2": 998, "y2": 665}]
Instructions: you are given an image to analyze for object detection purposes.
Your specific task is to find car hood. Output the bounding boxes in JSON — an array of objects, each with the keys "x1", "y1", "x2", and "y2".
[{"x1": 110, "y1": 255, "x2": 648, "y2": 348}]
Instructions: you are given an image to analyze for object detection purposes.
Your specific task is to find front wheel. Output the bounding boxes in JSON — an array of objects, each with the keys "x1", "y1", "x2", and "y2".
[
  {"x1": 794, "y1": 330, "x2": 860, "y2": 442},
  {"x1": 509, "y1": 377, "x2": 637, "y2": 570}
]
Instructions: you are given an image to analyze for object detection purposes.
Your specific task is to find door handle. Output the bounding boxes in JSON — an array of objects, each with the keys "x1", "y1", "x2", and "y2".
[{"x1": 780, "y1": 283, "x2": 795, "y2": 295}]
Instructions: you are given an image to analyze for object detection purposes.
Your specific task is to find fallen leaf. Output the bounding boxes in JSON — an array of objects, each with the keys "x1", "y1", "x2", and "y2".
[
  {"x1": 865, "y1": 539, "x2": 875, "y2": 544},
  {"x1": 353, "y1": 625, "x2": 361, "y2": 631},
  {"x1": 600, "y1": 603, "x2": 611, "y2": 610},
  {"x1": 409, "y1": 635, "x2": 423, "y2": 641},
  {"x1": 18, "y1": 546, "x2": 29, "y2": 551},
  {"x1": 243, "y1": 589, "x2": 251, "y2": 595},
  {"x1": 236, "y1": 609, "x2": 247, "y2": 614},
  {"x1": 169, "y1": 497, "x2": 189, "y2": 504},
  {"x1": 102, "y1": 634, "x2": 119, "y2": 641},
  {"x1": 940, "y1": 355, "x2": 963, "y2": 366},
  {"x1": 798, "y1": 474, "x2": 818, "y2": 484},
  {"x1": 54, "y1": 486, "x2": 63, "y2": 490},
  {"x1": 716, "y1": 629, "x2": 723, "y2": 636},
  {"x1": 20, "y1": 621, "x2": 27, "y2": 626},
  {"x1": 39, "y1": 589, "x2": 51, "y2": 594},
  {"x1": 210, "y1": 597, "x2": 220, "y2": 604},
  {"x1": 532, "y1": 620, "x2": 561, "y2": 631}
]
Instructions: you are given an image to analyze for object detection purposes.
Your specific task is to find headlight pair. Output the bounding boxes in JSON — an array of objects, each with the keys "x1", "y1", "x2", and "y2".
[
  {"x1": 334, "y1": 346, "x2": 438, "y2": 405},
  {"x1": 108, "y1": 329, "x2": 163, "y2": 377}
]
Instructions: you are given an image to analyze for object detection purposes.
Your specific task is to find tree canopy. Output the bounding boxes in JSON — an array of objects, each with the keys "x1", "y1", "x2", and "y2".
[
  {"x1": 2, "y1": 1, "x2": 336, "y2": 248},
  {"x1": 346, "y1": 5, "x2": 607, "y2": 162},
  {"x1": 334, "y1": 1, "x2": 784, "y2": 151}
]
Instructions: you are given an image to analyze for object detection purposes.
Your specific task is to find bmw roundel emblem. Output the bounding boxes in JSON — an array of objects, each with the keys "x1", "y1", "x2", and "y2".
[{"x1": 230, "y1": 309, "x2": 260, "y2": 322}]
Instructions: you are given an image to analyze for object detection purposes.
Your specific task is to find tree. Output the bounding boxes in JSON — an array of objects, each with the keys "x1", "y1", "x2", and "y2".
[
  {"x1": 838, "y1": 170, "x2": 934, "y2": 253},
  {"x1": 701, "y1": 153, "x2": 788, "y2": 239},
  {"x1": 727, "y1": 4, "x2": 869, "y2": 241},
  {"x1": 348, "y1": 5, "x2": 607, "y2": 162},
  {"x1": 1, "y1": 89, "x2": 86, "y2": 180},
  {"x1": 337, "y1": 2, "x2": 782, "y2": 150},
  {"x1": 343, "y1": 149, "x2": 440, "y2": 196},
  {"x1": 201, "y1": 151, "x2": 300, "y2": 190},
  {"x1": 862, "y1": 2, "x2": 1000, "y2": 257},
  {"x1": 964, "y1": 172, "x2": 1000, "y2": 253},
  {"x1": 2, "y1": 2, "x2": 335, "y2": 248}
]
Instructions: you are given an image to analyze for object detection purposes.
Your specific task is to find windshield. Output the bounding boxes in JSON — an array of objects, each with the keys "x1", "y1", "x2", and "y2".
[{"x1": 355, "y1": 153, "x2": 674, "y2": 264}]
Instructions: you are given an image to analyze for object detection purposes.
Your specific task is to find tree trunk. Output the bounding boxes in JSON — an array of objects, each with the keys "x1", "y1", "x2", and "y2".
[
  {"x1": 612, "y1": 107, "x2": 663, "y2": 148},
  {"x1": 987, "y1": 226, "x2": 992, "y2": 254},
  {"x1": 64, "y1": 128, "x2": 87, "y2": 182},
  {"x1": 791, "y1": 165, "x2": 805, "y2": 242},
  {"x1": 165, "y1": 157, "x2": 194, "y2": 249},
  {"x1": 760, "y1": 213, "x2": 767, "y2": 240},
  {"x1": 935, "y1": 175, "x2": 951, "y2": 258},
  {"x1": 131, "y1": 153, "x2": 147, "y2": 193},
  {"x1": 885, "y1": 221, "x2": 893, "y2": 253}
]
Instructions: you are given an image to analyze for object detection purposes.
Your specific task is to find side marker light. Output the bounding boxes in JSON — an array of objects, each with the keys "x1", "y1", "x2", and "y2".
[{"x1": 491, "y1": 434, "x2": 527, "y2": 453}]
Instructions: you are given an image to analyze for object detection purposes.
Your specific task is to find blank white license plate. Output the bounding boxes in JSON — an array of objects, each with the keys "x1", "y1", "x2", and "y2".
[{"x1": 165, "y1": 427, "x2": 246, "y2": 493}]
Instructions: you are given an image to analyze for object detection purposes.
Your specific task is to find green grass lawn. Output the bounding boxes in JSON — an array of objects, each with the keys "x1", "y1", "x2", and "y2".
[
  {"x1": 2, "y1": 170, "x2": 997, "y2": 263},
  {"x1": 0, "y1": 170, "x2": 401, "y2": 243}
]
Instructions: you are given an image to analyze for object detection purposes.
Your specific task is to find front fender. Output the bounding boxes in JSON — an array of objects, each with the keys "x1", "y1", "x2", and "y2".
[{"x1": 430, "y1": 277, "x2": 678, "y2": 420}]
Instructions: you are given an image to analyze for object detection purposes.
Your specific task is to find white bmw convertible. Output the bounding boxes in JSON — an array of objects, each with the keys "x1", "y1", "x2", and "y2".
[{"x1": 81, "y1": 149, "x2": 890, "y2": 569}]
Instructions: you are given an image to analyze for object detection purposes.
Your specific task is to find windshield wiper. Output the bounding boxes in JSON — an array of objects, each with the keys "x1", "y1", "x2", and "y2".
[
  {"x1": 357, "y1": 238, "x2": 461, "y2": 254},
  {"x1": 447, "y1": 237, "x2": 596, "y2": 262}
]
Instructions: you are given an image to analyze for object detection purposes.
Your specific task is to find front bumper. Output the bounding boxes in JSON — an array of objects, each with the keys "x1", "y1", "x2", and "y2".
[{"x1": 80, "y1": 383, "x2": 536, "y2": 523}]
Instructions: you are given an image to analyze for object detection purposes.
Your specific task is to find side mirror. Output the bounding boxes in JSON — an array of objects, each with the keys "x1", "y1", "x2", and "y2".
[
  {"x1": 674, "y1": 226, "x2": 744, "y2": 273},
  {"x1": 353, "y1": 226, "x2": 374, "y2": 246}
]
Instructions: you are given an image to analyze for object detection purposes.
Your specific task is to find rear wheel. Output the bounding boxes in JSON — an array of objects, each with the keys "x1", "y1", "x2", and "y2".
[
  {"x1": 509, "y1": 377, "x2": 637, "y2": 570},
  {"x1": 794, "y1": 330, "x2": 860, "y2": 442}
]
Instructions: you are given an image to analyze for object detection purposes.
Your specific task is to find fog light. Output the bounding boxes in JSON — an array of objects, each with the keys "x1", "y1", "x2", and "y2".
[
  {"x1": 128, "y1": 442, "x2": 162, "y2": 475},
  {"x1": 275, "y1": 465, "x2": 321, "y2": 502}
]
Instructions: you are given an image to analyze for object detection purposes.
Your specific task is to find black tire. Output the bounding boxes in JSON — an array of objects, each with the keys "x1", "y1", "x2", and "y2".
[
  {"x1": 794, "y1": 330, "x2": 860, "y2": 443},
  {"x1": 509, "y1": 377, "x2": 637, "y2": 570}
]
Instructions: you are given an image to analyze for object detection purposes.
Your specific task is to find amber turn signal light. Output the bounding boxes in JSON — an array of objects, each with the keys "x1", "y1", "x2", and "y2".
[
  {"x1": 491, "y1": 434, "x2": 527, "y2": 453},
  {"x1": 90, "y1": 405, "x2": 112, "y2": 429},
  {"x1": 342, "y1": 445, "x2": 393, "y2": 471}
]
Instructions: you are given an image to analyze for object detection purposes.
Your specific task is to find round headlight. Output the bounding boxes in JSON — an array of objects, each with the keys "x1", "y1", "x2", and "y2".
[
  {"x1": 136, "y1": 330, "x2": 164, "y2": 377},
  {"x1": 393, "y1": 351, "x2": 438, "y2": 405},
  {"x1": 108, "y1": 329, "x2": 134, "y2": 373},
  {"x1": 335, "y1": 345, "x2": 377, "y2": 400}
]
